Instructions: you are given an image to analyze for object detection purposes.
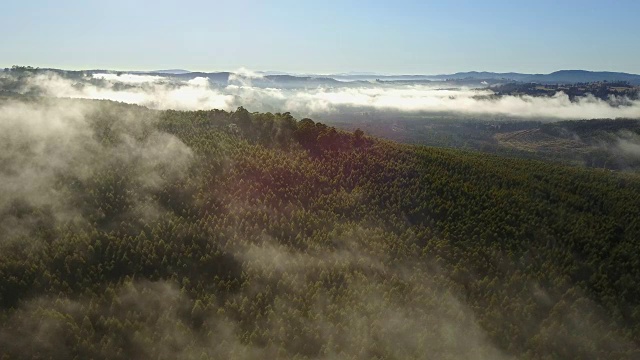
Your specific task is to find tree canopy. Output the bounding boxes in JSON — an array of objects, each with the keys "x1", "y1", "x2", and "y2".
[{"x1": 0, "y1": 99, "x2": 638, "y2": 359}]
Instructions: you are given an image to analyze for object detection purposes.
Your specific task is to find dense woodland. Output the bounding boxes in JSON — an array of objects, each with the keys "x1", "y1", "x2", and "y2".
[
  {"x1": 490, "y1": 82, "x2": 640, "y2": 101},
  {"x1": 0, "y1": 98, "x2": 639, "y2": 359},
  {"x1": 331, "y1": 114, "x2": 640, "y2": 171}
]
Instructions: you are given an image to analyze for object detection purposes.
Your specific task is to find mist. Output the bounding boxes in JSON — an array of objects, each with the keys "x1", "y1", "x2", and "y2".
[
  {"x1": 614, "y1": 131, "x2": 640, "y2": 157},
  {"x1": 0, "y1": 92, "x2": 515, "y2": 359},
  {"x1": 6, "y1": 70, "x2": 640, "y2": 120},
  {"x1": 0, "y1": 90, "x2": 636, "y2": 358},
  {"x1": 0, "y1": 97, "x2": 516, "y2": 359},
  {"x1": 0, "y1": 98, "x2": 193, "y2": 247}
]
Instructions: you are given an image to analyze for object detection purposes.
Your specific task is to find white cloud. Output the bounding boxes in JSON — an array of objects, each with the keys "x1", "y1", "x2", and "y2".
[
  {"x1": 92, "y1": 73, "x2": 167, "y2": 84},
  {"x1": 284, "y1": 86, "x2": 640, "y2": 119},
  {"x1": 23, "y1": 73, "x2": 234, "y2": 111},
  {"x1": 13, "y1": 71, "x2": 640, "y2": 119}
]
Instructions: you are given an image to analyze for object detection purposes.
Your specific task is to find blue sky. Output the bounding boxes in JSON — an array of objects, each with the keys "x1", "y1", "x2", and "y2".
[{"x1": 1, "y1": 0, "x2": 639, "y2": 74}]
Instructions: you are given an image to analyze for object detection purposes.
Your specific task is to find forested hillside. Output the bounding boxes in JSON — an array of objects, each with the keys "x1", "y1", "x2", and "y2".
[
  {"x1": 0, "y1": 98, "x2": 639, "y2": 359},
  {"x1": 330, "y1": 115, "x2": 640, "y2": 171}
]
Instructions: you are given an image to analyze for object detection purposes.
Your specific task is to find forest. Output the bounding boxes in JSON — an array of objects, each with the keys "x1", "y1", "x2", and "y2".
[
  {"x1": 0, "y1": 96, "x2": 639, "y2": 359},
  {"x1": 329, "y1": 112, "x2": 640, "y2": 171},
  {"x1": 490, "y1": 81, "x2": 640, "y2": 101}
]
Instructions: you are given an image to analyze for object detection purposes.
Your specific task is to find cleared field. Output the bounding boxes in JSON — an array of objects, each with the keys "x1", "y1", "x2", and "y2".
[{"x1": 494, "y1": 128, "x2": 587, "y2": 152}]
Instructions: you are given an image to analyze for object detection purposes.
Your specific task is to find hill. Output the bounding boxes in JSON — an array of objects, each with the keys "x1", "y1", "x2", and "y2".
[
  {"x1": 6, "y1": 65, "x2": 640, "y2": 87},
  {"x1": 329, "y1": 113, "x2": 640, "y2": 171},
  {"x1": 525, "y1": 70, "x2": 640, "y2": 85},
  {"x1": 435, "y1": 70, "x2": 640, "y2": 85},
  {"x1": 324, "y1": 70, "x2": 640, "y2": 85},
  {"x1": 0, "y1": 98, "x2": 639, "y2": 359},
  {"x1": 150, "y1": 69, "x2": 191, "y2": 74}
]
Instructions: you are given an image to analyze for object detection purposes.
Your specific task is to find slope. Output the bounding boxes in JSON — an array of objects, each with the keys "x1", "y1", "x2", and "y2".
[{"x1": 0, "y1": 98, "x2": 638, "y2": 359}]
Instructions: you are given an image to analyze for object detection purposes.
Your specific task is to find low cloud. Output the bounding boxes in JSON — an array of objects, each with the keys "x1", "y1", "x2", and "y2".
[
  {"x1": 615, "y1": 131, "x2": 640, "y2": 157},
  {"x1": 19, "y1": 72, "x2": 234, "y2": 110},
  {"x1": 0, "y1": 98, "x2": 193, "y2": 245},
  {"x1": 91, "y1": 73, "x2": 167, "y2": 84},
  {"x1": 6, "y1": 71, "x2": 640, "y2": 119},
  {"x1": 285, "y1": 87, "x2": 640, "y2": 119},
  {"x1": 231, "y1": 229, "x2": 514, "y2": 359},
  {"x1": 229, "y1": 67, "x2": 265, "y2": 80}
]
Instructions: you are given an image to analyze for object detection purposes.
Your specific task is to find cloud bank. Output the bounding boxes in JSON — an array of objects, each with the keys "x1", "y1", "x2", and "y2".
[{"x1": 5, "y1": 71, "x2": 640, "y2": 119}]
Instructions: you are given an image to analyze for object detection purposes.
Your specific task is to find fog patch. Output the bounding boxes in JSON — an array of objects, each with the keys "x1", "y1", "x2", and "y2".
[
  {"x1": 0, "y1": 280, "x2": 266, "y2": 360},
  {"x1": 92, "y1": 73, "x2": 167, "y2": 84},
  {"x1": 21, "y1": 72, "x2": 234, "y2": 110},
  {"x1": 285, "y1": 87, "x2": 640, "y2": 119},
  {"x1": 614, "y1": 131, "x2": 640, "y2": 157},
  {"x1": 0, "y1": 99, "x2": 193, "y2": 246},
  {"x1": 225, "y1": 224, "x2": 514, "y2": 359},
  {"x1": 6, "y1": 71, "x2": 640, "y2": 119}
]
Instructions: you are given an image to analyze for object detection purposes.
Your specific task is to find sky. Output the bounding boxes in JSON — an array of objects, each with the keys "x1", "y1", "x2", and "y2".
[{"x1": 1, "y1": 0, "x2": 639, "y2": 74}]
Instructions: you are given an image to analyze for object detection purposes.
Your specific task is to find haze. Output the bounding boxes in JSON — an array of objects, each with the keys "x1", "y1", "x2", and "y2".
[
  {"x1": 2, "y1": 0, "x2": 640, "y2": 74},
  {"x1": 10, "y1": 71, "x2": 640, "y2": 119}
]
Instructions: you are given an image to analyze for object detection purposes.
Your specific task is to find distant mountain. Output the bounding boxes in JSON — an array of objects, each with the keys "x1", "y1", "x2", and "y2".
[
  {"x1": 150, "y1": 69, "x2": 191, "y2": 75},
  {"x1": 252, "y1": 75, "x2": 343, "y2": 88},
  {"x1": 257, "y1": 71, "x2": 294, "y2": 76},
  {"x1": 332, "y1": 71, "x2": 380, "y2": 76},
  {"x1": 523, "y1": 70, "x2": 640, "y2": 85},
  {"x1": 328, "y1": 74, "x2": 436, "y2": 82},
  {"x1": 432, "y1": 70, "x2": 640, "y2": 85},
  {"x1": 170, "y1": 72, "x2": 231, "y2": 84},
  {"x1": 264, "y1": 75, "x2": 340, "y2": 83},
  {"x1": 435, "y1": 71, "x2": 533, "y2": 82},
  {"x1": 12, "y1": 66, "x2": 640, "y2": 86}
]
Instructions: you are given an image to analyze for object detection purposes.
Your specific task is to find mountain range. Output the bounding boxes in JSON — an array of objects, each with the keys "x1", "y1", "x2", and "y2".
[
  {"x1": 141, "y1": 69, "x2": 640, "y2": 85},
  {"x1": 433, "y1": 70, "x2": 640, "y2": 84},
  {"x1": 6, "y1": 66, "x2": 640, "y2": 86}
]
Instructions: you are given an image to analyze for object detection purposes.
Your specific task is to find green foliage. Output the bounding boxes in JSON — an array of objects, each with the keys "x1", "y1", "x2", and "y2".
[{"x1": 0, "y1": 99, "x2": 639, "y2": 359}]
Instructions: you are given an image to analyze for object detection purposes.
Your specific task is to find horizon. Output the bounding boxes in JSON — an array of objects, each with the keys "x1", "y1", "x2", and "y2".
[
  {"x1": 3, "y1": 1, "x2": 640, "y2": 358},
  {"x1": 2, "y1": 0, "x2": 640, "y2": 74},
  {"x1": 5, "y1": 66, "x2": 640, "y2": 77}
]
